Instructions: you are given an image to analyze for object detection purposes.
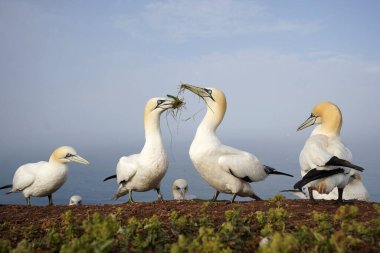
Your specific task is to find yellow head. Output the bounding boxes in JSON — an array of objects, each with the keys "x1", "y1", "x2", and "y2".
[
  {"x1": 49, "y1": 146, "x2": 90, "y2": 164},
  {"x1": 181, "y1": 84, "x2": 227, "y2": 127},
  {"x1": 297, "y1": 101, "x2": 342, "y2": 135}
]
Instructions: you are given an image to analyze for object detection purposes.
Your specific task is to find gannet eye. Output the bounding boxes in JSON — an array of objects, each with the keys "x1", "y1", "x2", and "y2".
[
  {"x1": 176, "y1": 186, "x2": 180, "y2": 190},
  {"x1": 204, "y1": 88, "x2": 212, "y2": 95},
  {"x1": 157, "y1": 100, "x2": 164, "y2": 105},
  {"x1": 65, "y1": 153, "x2": 74, "y2": 158}
]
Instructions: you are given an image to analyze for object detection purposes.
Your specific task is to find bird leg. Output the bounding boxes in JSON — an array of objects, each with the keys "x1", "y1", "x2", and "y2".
[
  {"x1": 226, "y1": 193, "x2": 237, "y2": 205},
  {"x1": 26, "y1": 197, "x2": 31, "y2": 206},
  {"x1": 250, "y1": 192, "x2": 262, "y2": 201},
  {"x1": 211, "y1": 191, "x2": 220, "y2": 202},
  {"x1": 308, "y1": 187, "x2": 315, "y2": 202},
  {"x1": 156, "y1": 188, "x2": 164, "y2": 201},
  {"x1": 128, "y1": 189, "x2": 135, "y2": 203},
  {"x1": 336, "y1": 188, "x2": 344, "y2": 204},
  {"x1": 48, "y1": 195, "x2": 53, "y2": 206}
]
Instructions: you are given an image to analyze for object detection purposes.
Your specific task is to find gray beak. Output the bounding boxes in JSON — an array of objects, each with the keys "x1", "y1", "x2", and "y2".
[
  {"x1": 297, "y1": 114, "x2": 319, "y2": 131},
  {"x1": 68, "y1": 154, "x2": 90, "y2": 165},
  {"x1": 181, "y1": 84, "x2": 214, "y2": 101}
]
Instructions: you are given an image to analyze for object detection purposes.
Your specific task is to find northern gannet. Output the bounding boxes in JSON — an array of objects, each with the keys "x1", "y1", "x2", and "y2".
[
  {"x1": 0, "y1": 146, "x2": 89, "y2": 206},
  {"x1": 284, "y1": 174, "x2": 370, "y2": 201},
  {"x1": 69, "y1": 195, "x2": 83, "y2": 205},
  {"x1": 103, "y1": 97, "x2": 179, "y2": 202},
  {"x1": 181, "y1": 84, "x2": 293, "y2": 202},
  {"x1": 294, "y1": 101, "x2": 365, "y2": 202},
  {"x1": 172, "y1": 179, "x2": 196, "y2": 200}
]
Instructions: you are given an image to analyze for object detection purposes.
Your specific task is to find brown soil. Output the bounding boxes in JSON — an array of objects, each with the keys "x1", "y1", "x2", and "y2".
[{"x1": 0, "y1": 199, "x2": 379, "y2": 249}]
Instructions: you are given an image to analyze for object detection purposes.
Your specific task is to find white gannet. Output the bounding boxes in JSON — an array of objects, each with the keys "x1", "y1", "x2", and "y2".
[
  {"x1": 69, "y1": 195, "x2": 83, "y2": 205},
  {"x1": 181, "y1": 84, "x2": 293, "y2": 202},
  {"x1": 172, "y1": 179, "x2": 196, "y2": 200},
  {"x1": 283, "y1": 173, "x2": 370, "y2": 201},
  {"x1": 294, "y1": 101, "x2": 365, "y2": 202},
  {"x1": 103, "y1": 97, "x2": 179, "y2": 202},
  {"x1": 0, "y1": 146, "x2": 89, "y2": 206}
]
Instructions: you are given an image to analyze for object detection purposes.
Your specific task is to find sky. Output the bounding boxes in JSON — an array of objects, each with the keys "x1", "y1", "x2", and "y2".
[{"x1": 0, "y1": 1, "x2": 380, "y2": 200}]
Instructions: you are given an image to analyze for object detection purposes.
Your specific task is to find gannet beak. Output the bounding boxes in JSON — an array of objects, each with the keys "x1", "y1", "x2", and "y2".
[
  {"x1": 155, "y1": 99, "x2": 175, "y2": 110},
  {"x1": 68, "y1": 154, "x2": 90, "y2": 165},
  {"x1": 180, "y1": 188, "x2": 186, "y2": 198},
  {"x1": 181, "y1": 84, "x2": 215, "y2": 101},
  {"x1": 297, "y1": 114, "x2": 319, "y2": 131}
]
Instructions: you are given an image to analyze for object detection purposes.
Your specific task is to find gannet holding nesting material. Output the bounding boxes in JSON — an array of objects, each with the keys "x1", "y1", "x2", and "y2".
[
  {"x1": 181, "y1": 84, "x2": 293, "y2": 203},
  {"x1": 69, "y1": 195, "x2": 82, "y2": 205},
  {"x1": 294, "y1": 102, "x2": 365, "y2": 202},
  {"x1": 103, "y1": 97, "x2": 183, "y2": 202},
  {"x1": 172, "y1": 179, "x2": 196, "y2": 200},
  {"x1": 0, "y1": 146, "x2": 89, "y2": 206}
]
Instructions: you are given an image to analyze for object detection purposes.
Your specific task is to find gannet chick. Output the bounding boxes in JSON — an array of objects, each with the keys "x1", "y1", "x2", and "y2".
[
  {"x1": 103, "y1": 97, "x2": 179, "y2": 202},
  {"x1": 69, "y1": 195, "x2": 83, "y2": 205},
  {"x1": 0, "y1": 146, "x2": 89, "y2": 206},
  {"x1": 294, "y1": 102, "x2": 364, "y2": 202},
  {"x1": 172, "y1": 179, "x2": 196, "y2": 200},
  {"x1": 284, "y1": 174, "x2": 370, "y2": 201},
  {"x1": 181, "y1": 84, "x2": 293, "y2": 203}
]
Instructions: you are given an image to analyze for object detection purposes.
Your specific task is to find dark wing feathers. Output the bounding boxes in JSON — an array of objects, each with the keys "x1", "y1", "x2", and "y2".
[
  {"x1": 325, "y1": 156, "x2": 364, "y2": 172},
  {"x1": 293, "y1": 168, "x2": 345, "y2": 190}
]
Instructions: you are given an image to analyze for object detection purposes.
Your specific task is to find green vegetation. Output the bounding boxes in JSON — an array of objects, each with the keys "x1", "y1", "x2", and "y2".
[{"x1": 0, "y1": 204, "x2": 379, "y2": 253}]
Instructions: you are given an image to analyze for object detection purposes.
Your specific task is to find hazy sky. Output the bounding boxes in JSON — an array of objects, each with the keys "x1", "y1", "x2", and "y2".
[{"x1": 1, "y1": 0, "x2": 380, "y2": 157}]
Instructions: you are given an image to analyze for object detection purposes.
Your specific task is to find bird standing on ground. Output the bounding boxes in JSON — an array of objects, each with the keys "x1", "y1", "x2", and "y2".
[
  {"x1": 294, "y1": 102, "x2": 365, "y2": 202},
  {"x1": 103, "y1": 97, "x2": 180, "y2": 202},
  {"x1": 0, "y1": 146, "x2": 89, "y2": 206},
  {"x1": 172, "y1": 179, "x2": 196, "y2": 200},
  {"x1": 181, "y1": 84, "x2": 293, "y2": 203}
]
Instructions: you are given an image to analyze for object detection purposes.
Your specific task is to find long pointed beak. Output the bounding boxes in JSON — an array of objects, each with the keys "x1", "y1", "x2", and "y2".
[
  {"x1": 181, "y1": 84, "x2": 214, "y2": 101},
  {"x1": 68, "y1": 154, "x2": 90, "y2": 165},
  {"x1": 297, "y1": 115, "x2": 318, "y2": 131}
]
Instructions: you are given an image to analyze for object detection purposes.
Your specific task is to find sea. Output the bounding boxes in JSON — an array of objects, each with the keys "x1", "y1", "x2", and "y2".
[{"x1": 0, "y1": 139, "x2": 379, "y2": 206}]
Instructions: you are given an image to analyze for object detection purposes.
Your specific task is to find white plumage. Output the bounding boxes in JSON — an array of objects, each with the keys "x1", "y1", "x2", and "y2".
[
  {"x1": 104, "y1": 97, "x2": 178, "y2": 202},
  {"x1": 172, "y1": 179, "x2": 196, "y2": 200},
  {"x1": 69, "y1": 195, "x2": 83, "y2": 205},
  {"x1": 295, "y1": 102, "x2": 365, "y2": 201},
  {"x1": 0, "y1": 146, "x2": 89, "y2": 206},
  {"x1": 182, "y1": 84, "x2": 293, "y2": 202}
]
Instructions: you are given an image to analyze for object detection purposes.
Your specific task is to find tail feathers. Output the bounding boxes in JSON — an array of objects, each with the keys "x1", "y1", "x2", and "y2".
[
  {"x1": 326, "y1": 156, "x2": 364, "y2": 172},
  {"x1": 103, "y1": 175, "x2": 117, "y2": 182},
  {"x1": 0, "y1": 184, "x2": 12, "y2": 190},
  {"x1": 264, "y1": 166, "x2": 294, "y2": 177},
  {"x1": 294, "y1": 168, "x2": 344, "y2": 190}
]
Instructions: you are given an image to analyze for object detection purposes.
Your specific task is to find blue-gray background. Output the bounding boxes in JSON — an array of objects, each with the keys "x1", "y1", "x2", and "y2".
[{"x1": 1, "y1": 1, "x2": 379, "y2": 205}]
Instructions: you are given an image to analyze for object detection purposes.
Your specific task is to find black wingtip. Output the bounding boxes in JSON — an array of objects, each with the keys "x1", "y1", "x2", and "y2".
[
  {"x1": 326, "y1": 156, "x2": 364, "y2": 172},
  {"x1": 103, "y1": 175, "x2": 117, "y2": 182},
  {"x1": 0, "y1": 184, "x2": 12, "y2": 190},
  {"x1": 264, "y1": 166, "x2": 294, "y2": 177}
]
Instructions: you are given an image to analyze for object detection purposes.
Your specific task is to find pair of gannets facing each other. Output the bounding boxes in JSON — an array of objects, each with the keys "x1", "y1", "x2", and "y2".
[
  {"x1": 181, "y1": 84, "x2": 293, "y2": 203},
  {"x1": 0, "y1": 146, "x2": 89, "y2": 206},
  {"x1": 293, "y1": 102, "x2": 366, "y2": 202},
  {"x1": 103, "y1": 97, "x2": 180, "y2": 202},
  {"x1": 172, "y1": 179, "x2": 196, "y2": 200}
]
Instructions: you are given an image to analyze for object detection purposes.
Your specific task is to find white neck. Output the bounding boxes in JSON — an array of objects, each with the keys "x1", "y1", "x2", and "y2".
[
  {"x1": 194, "y1": 103, "x2": 224, "y2": 144},
  {"x1": 141, "y1": 112, "x2": 165, "y2": 155},
  {"x1": 311, "y1": 124, "x2": 340, "y2": 137}
]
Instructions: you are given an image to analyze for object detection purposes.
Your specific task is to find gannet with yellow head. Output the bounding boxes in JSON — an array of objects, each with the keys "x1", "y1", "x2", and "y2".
[
  {"x1": 294, "y1": 102, "x2": 365, "y2": 202},
  {"x1": 181, "y1": 84, "x2": 293, "y2": 202},
  {"x1": 172, "y1": 179, "x2": 196, "y2": 200},
  {"x1": 103, "y1": 97, "x2": 179, "y2": 202},
  {"x1": 0, "y1": 146, "x2": 89, "y2": 206}
]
